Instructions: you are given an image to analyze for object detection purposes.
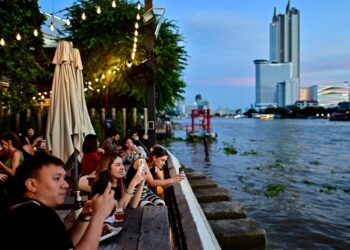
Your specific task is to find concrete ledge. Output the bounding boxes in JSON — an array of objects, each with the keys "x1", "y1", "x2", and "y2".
[
  {"x1": 194, "y1": 188, "x2": 231, "y2": 203},
  {"x1": 186, "y1": 171, "x2": 207, "y2": 180},
  {"x1": 209, "y1": 218, "x2": 267, "y2": 250},
  {"x1": 200, "y1": 201, "x2": 247, "y2": 220},
  {"x1": 189, "y1": 179, "x2": 218, "y2": 190}
]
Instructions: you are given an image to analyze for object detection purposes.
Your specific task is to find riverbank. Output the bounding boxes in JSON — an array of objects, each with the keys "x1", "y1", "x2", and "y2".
[{"x1": 165, "y1": 118, "x2": 350, "y2": 249}]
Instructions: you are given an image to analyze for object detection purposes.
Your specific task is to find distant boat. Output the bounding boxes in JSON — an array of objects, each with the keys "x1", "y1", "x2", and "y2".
[
  {"x1": 252, "y1": 113, "x2": 274, "y2": 120},
  {"x1": 329, "y1": 112, "x2": 350, "y2": 121}
]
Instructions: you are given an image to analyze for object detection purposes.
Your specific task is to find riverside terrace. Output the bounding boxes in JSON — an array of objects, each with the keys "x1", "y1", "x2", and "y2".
[{"x1": 57, "y1": 148, "x2": 266, "y2": 249}]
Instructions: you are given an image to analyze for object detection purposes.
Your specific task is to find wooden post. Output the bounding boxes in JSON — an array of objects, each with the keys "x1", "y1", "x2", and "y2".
[
  {"x1": 0, "y1": 102, "x2": 3, "y2": 130},
  {"x1": 37, "y1": 109, "x2": 43, "y2": 135},
  {"x1": 111, "y1": 107, "x2": 116, "y2": 128},
  {"x1": 144, "y1": 107, "x2": 148, "y2": 135},
  {"x1": 122, "y1": 108, "x2": 127, "y2": 138},
  {"x1": 90, "y1": 108, "x2": 95, "y2": 120},
  {"x1": 101, "y1": 108, "x2": 106, "y2": 139},
  {"x1": 15, "y1": 112, "x2": 20, "y2": 131},
  {"x1": 132, "y1": 107, "x2": 137, "y2": 128},
  {"x1": 26, "y1": 109, "x2": 31, "y2": 128}
]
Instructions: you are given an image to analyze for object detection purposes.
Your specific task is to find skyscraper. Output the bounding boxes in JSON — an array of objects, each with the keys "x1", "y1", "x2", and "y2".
[{"x1": 255, "y1": 0, "x2": 300, "y2": 108}]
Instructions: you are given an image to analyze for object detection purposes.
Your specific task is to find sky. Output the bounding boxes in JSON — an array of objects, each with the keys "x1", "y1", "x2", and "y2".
[{"x1": 38, "y1": 0, "x2": 350, "y2": 110}]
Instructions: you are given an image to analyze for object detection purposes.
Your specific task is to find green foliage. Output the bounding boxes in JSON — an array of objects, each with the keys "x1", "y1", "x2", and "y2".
[
  {"x1": 264, "y1": 184, "x2": 286, "y2": 197},
  {"x1": 223, "y1": 145, "x2": 237, "y2": 155},
  {"x1": 0, "y1": 0, "x2": 50, "y2": 112},
  {"x1": 319, "y1": 185, "x2": 337, "y2": 194},
  {"x1": 241, "y1": 150, "x2": 258, "y2": 156},
  {"x1": 309, "y1": 160, "x2": 321, "y2": 165},
  {"x1": 64, "y1": 0, "x2": 187, "y2": 111}
]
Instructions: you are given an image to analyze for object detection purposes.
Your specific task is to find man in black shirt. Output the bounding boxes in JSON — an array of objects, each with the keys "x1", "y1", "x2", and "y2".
[{"x1": 1, "y1": 154, "x2": 115, "y2": 250}]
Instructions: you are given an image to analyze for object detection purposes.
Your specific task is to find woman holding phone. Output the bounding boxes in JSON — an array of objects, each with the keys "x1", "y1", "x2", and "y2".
[
  {"x1": 125, "y1": 146, "x2": 184, "y2": 207},
  {"x1": 92, "y1": 154, "x2": 146, "y2": 209}
]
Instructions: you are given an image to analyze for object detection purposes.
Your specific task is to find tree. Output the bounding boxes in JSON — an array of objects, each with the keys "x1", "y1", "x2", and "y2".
[
  {"x1": 0, "y1": 0, "x2": 50, "y2": 113},
  {"x1": 64, "y1": 0, "x2": 187, "y2": 111}
]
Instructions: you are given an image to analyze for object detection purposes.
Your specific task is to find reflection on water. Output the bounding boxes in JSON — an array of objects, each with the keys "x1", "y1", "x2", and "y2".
[{"x1": 166, "y1": 118, "x2": 350, "y2": 249}]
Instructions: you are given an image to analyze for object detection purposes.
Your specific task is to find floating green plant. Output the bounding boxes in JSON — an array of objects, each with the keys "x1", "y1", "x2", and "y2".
[
  {"x1": 241, "y1": 150, "x2": 258, "y2": 156},
  {"x1": 267, "y1": 162, "x2": 284, "y2": 169},
  {"x1": 303, "y1": 179, "x2": 314, "y2": 185},
  {"x1": 319, "y1": 185, "x2": 337, "y2": 193},
  {"x1": 264, "y1": 184, "x2": 286, "y2": 197},
  {"x1": 309, "y1": 160, "x2": 321, "y2": 165},
  {"x1": 343, "y1": 189, "x2": 350, "y2": 193},
  {"x1": 223, "y1": 145, "x2": 237, "y2": 155},
  {"x1": 237, "y1": 175, "x2": 248, "y2": 183}
]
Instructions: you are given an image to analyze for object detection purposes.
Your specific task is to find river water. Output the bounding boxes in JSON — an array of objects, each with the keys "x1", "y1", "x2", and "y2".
[{"x1": 164, "y1": 118, "x2": 350, "y2": 250}]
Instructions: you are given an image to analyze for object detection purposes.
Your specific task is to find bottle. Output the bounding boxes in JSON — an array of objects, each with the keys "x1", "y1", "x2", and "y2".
[{"x1": 74, "y1": 190, "x2": 84, "y2": 219}]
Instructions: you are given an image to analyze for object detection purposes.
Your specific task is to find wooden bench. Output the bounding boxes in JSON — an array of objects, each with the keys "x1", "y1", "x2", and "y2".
[{"x1": 99, "y1": 206, "x2": 170, "y2": 250}]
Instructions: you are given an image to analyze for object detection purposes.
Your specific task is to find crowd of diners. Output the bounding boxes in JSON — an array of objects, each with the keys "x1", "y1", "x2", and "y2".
[{"x1": 0, "y1": 127, "x2": 185, "y2": 249}]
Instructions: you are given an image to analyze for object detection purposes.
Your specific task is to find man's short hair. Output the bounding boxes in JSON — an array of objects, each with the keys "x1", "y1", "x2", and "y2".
[{"x1": 13, "y1": 153, "x2": 65, "y2": 198}]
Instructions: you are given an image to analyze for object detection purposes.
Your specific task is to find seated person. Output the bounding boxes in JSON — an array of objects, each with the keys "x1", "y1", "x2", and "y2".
[
  {"x1": 78, "y1": 134, "x2": 101, "y2": 192},
  {"x1": 121, "y1": 137, "x2": 144, "y2": 172},
  {"x1": 0, "y1": 154, "x2": 115, "y2": 250},
  {"x1": 22, "y1": 127, "x2": 43, "y2": 149},
  {"x1": 101, "y1": 131, "x2": 123, "y2": 155},
  {"x1": 130, "y1": 128, "x2": 149, "y2": 156},
  {"x1": 92, "y1": 154, "x2": 146, "y2": 209},
  {"x1": 125, "y1": 146, "x2": 184, "y2": 207}
]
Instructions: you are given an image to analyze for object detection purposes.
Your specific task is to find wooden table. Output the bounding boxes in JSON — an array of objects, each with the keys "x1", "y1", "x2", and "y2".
[{"x1": 99, "y1": 206, "x2": 171, "y2": 250}]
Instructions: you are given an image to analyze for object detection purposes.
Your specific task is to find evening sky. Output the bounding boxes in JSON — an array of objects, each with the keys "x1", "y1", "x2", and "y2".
[{"x1": 38, "y1": 0, "x2": 350, "y2": 110}]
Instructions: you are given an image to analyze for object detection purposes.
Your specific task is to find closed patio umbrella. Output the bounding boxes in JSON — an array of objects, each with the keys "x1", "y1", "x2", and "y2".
[{"x1": 46, "y1": 40, "x2": 95, "y2": 188}]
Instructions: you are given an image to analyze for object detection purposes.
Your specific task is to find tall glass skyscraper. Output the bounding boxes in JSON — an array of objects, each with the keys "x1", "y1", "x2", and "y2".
[{"x1": 255, "y1": 0, "x2": 300, "y2": 108}]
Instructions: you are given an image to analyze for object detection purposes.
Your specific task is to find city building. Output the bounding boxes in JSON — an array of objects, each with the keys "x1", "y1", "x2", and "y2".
[
  {"x1": 300, "y1": 87, "x2": 312, "y2": 101},
  {"x1": 255, "y1": 0, "x2": 300, "y2": 108},
  {"x1": 310, "y1": 83, "x2": 350, "y2": 108}
]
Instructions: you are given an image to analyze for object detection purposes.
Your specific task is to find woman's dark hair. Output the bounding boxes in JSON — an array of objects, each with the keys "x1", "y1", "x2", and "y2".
[
  {"x1": 122, "y1": 137, "x2": 133, "y2": 151},
  {"x1": 82, "y1": 134, "x2": 98, "y2": 153},
  {"x1": 0, "y1": 132, "x2": 23, "y2": 151},
  {"x1": 147, "y1": 146, "x2": 168, "y2": 163}
]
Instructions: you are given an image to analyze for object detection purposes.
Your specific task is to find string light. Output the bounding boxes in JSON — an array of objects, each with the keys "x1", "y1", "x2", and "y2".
[
  {"x1": 16, "y1": 33, "x2": 22, "y2": 41},
  {"x1": 112, "y1": 0, "x2": 116, "y2": 8},
  {"x1": 81, "y1": 12, "x2": 86, "y2": 20},
  {"x1": 136, "y1": 13, "x2": 141, "y2": 20},
  {"x1": 33, "y1": 29, "x2": 38, "y2": 36},
  {"x1": 137, "y1": 2, "x2": 141, "y2": 11},
  {"x1": 96, "y1": 6, "x2": 101, "y2": 14},
  {"x1": 66, "y1": 19, "x2": 71, "y2": 26},
  {"x1": 0, "y1": 38, "x2": 5, "y2": 46},
  {"x1": 135, "y1": 22, "x2": 139, "y2": 29}
]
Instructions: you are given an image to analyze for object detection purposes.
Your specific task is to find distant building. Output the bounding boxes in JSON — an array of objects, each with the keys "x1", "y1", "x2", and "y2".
[
  {"x1": 295, "y1": 100, "x2": 318, "y2": 109},
  {"x1": 300, "y1": 87, "x2": 312, "y2": 101},
  {"x1": 254, "y1": 0, "x2": 300, "y2": 108},
  {"x1": 310, "y1": 83, "x2": 350, "y2": 108},
  {"x1": 184, "y1": 94, "x2": 213, "y2": 115}
]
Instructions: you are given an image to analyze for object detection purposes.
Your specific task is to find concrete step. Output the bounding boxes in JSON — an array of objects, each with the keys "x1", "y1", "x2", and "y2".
[
  {"x1": 193, "y1": 187, "x2": 231, "y2": 203},
  {"x1": 189, "y1": 179, "x2": 218, "y2": 190},
  {"x1": 200, "y1": 201, "x2": 247, "y2": 220},
  {"x1": 185, "y1": 171, "x2": 207, "y2": 180},
  {"x1": 209, "y1": 218, "x2": 267, "y2": 250}
]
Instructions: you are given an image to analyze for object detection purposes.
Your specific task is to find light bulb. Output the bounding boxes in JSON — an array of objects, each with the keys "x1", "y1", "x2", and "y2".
[
  {"x1": 66, "y1": 19, "x2": 71, "y2": 26},
  {"x1": 126, "y1": 60, "x2": 132, "y2": 67},
  {"x1": 134, "y1": 30, "x2": 138, "y2": 36},
  {"x1": 0, "y1": 38, "x2": 5, "y2": 46},
  {"x1": 82, "y1": 12, "x2": 86, "y2": 20},
  {"x1": 135, "y1": 22, "x2": 139, "y2": 29},
  {"x1": 137, "y1": 2, "x2": 141, "y2": 10},
  {"x1": 96, "y1": 6, "x2": 101, "y2": 14},
  {"x1": 131, "y1": 52, "x2": 135, "y2": 60},
  {"x1": 133, "y1": 43, "x2": 137, "y2": 49},
  {"x1": 132, "y1": 47, "x2": 136, "y2": 53},
  {"x1": 134, "y1": 37, "x2": 138, "y2": 43},
  {"x1": 33, "y1": 29, "x2": 38, "y2": 36},
  {"x1": 101, "y1": 74, "x2": 106, "y2": 79},
  {"x1": 50, "y1": 23, "x2": 54, "y2": 32},
  {"x1": 95, "y1": 78, "x2": 99, "y2": 82},
  {"x1": 16, "y1": 33, "x2": 21, "y2": 41},
  {"x1": 136, "y1": 13, "x2": 140, "y2": 20},
  {"x1": 112, "y1": 0, "x2": 116, "y2": 8}
]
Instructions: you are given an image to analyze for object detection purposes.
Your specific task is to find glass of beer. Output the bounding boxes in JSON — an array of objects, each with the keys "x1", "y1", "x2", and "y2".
[{"x1": 114, "y1": 207, "x2": 124, "y2": 223}]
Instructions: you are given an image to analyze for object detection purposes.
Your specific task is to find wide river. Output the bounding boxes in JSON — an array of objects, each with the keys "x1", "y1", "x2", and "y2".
[{"x1": 164, "y1": 118, "x2": 350, "y2": 250}]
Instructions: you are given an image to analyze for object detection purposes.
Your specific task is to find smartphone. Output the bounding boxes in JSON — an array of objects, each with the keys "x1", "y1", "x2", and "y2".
[
  {"x1": 138, "y1": 159, "x2": 145, "y2": 174},
  {"x1": 179, "y1": 167, "x2": 184, "y2": 176}
]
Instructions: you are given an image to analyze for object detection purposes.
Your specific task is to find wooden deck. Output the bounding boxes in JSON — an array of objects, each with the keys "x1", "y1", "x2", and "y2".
[{"x1": 99, "y1": 206, "x2": 170, "y2": 250}]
